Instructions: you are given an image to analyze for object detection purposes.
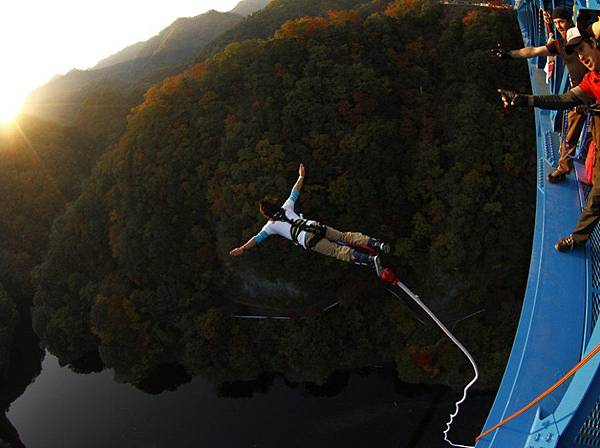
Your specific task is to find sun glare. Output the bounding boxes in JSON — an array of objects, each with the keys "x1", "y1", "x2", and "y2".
[{"x1": 0, "y1": 91, "x2": 24, "y2": 123}]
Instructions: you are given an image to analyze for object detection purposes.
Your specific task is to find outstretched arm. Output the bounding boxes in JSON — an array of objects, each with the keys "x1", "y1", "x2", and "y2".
[
  {"x1": 493, "y1": 44, "x2": 550, "y2": 59},
  {"x1": 292, "y1": 163, "x2": 305, "y2": 192},
  {"x1": 229, "y1": 237, "x2": 258, "y2": 256},
  {"x1": 509, "y1": 46, "x2": 551, "y2": 59},
  {"x1": 283, "y1": 163, "x2": 305, "y2": 210},
  {"x1": 498, "y1": 87, "x2": 594, "y2": 110}
]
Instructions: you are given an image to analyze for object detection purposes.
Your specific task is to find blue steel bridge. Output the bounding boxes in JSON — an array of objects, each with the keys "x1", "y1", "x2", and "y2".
[{"x1": 475, "y1": 1, "x2": 600, "y2": 447}]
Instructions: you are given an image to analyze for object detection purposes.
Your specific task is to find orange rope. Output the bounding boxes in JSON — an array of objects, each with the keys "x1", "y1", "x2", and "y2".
[{"x1": 475, "y1": 342, "x2": 600, "y2": 442}]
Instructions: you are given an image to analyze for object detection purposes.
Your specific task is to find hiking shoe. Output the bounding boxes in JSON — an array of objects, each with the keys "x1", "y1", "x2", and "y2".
[
  {"x1": 547, "y1": 169, "x2": 566, "y2": 184},
  {"x1": 373, "y1": 255, "x2": 384, "y2": 278},
  {"x1": 555, "y1": 234, "x2": 581, "y2": 252},
  {"x1": 368, "y1": 239, "x2": 391, "y2": 254},
  {"x1": 379, "y1": 242, "x2": 391, "y2": 254}
]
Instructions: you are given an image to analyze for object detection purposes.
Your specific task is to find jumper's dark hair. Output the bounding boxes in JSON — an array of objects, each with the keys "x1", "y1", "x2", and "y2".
[{"x1": 259, "y1": 196, "x2": 280, "y2": 219}]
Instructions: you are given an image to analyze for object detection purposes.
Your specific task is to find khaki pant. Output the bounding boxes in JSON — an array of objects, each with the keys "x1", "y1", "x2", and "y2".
[
  {"x1": 572, "y1": 115, "x2": 600, "y2": 244},
  {"x1": 305, "y1": 225, "x2": 370, "y2": 263},
  {"x1": 557, "y1": 108, "x2": 586, "y2": 173}
]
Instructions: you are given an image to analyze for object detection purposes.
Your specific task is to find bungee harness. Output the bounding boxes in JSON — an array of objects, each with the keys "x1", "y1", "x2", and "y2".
[{"x1": 273, "y1": 208, "x2": 326, "y2": 249}]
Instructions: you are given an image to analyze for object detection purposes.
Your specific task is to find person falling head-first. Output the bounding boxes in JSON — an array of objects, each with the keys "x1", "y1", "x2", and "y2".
[
  {"x1": 229, "y1": 163, "x2": 389, "y2": 274},
  {"x1": 499, "y1": 23, "x2": 600, "y2": 253},
  {"x1": 494, "y1": 6, "x2": 589, "y2": 183}
]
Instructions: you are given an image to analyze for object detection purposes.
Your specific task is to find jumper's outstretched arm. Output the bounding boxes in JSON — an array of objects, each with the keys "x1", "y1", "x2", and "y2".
[
  {"x1": 229, "y1": 237, "x2": 257, "y2": 256},
  {"x1": 292, "y1": 163, "x2": 305, "y2": 192}
]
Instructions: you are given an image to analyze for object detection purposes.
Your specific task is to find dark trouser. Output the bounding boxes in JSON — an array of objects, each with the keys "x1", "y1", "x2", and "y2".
[
  {"x1": 572, "y1": 116, "x2": 600, "y2": 244},
  {"x1": 557, "y1": 108, "x2": 586, "y2": 174}
]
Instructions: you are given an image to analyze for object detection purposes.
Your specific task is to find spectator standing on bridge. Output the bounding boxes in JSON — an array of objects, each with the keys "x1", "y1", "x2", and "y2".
[
  {"x1": 494, "y1": 7, "x2": 589, "y2": 183},
  {"x1": 498, "y1": 25, "x2": 600, "y2": 252}
]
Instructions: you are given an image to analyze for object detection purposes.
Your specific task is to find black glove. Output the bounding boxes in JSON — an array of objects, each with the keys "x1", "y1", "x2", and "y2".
[
  {"x1": 492, "y1": 44, "x2": 512, "y2": 59},
  {"x1": 498, "y1": 89, "x2": 529, "y2": 108}
]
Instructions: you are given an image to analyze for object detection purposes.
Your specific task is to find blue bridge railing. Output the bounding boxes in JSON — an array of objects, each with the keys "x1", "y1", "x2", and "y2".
[{"x1": 476, "y1": 1, "x2": 600, "y2": 447}]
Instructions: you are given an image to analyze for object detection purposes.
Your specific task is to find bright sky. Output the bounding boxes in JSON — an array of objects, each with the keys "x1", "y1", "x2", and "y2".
[{"x1": 0, "y1": 0, "x2": 240, "y2": 121}]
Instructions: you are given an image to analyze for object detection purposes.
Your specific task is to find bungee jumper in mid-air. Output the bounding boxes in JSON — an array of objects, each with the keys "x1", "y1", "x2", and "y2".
[
  {"x1": 229, "y1": 163, "x2": 389, "y2": 272},
  {"x1": 228, "y1": 164, "x2": 481, "y2": 447}
]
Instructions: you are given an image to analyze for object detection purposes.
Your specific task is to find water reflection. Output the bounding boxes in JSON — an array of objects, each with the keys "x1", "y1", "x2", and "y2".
[
  {"x1": 136, "y1": 364, "x2": 192, "y2": 395},
  {"x1": 0, "y1": 311, "x2": 43, "y2": 448},
  {"x1": 6, "y1": 352, "x2": 494, "y2": 448}
]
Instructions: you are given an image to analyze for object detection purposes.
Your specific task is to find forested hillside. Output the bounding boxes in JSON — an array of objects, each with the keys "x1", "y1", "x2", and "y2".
[
  {"x1": 30, "y1": 0, "x2": 535, "y2": 388},
  {"x1": 21, "y1": 0, "x2": 381, "y2": 150},
  {"x1": 0, "y1": 116, "x2": 101, "y2": 381},
  {"x1": 197, "y1": 0, "x2": 384, "y2": 59},
  {"x1": 0, "y1": 118, "x2": 101, "y2": 296}
]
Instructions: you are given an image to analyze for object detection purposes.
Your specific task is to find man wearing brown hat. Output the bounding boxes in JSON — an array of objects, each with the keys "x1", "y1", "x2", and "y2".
[
  {"x1": 494, "y1": 7, "x2": 589, "y2": 183},
  {"x1": 499, "y1": 26, "x2": 600, "y2": 252}
]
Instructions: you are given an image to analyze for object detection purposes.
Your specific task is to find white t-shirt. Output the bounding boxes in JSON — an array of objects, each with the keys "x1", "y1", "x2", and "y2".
[{"x1": 254, "y1": 189, "x2": 315, "y2": 249}]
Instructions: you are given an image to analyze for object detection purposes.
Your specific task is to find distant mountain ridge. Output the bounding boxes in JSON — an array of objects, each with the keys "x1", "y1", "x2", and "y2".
[
  {"x1": 231, "y1": 0, "x2": 272, "y2": 16},
  {"x1": 22, "y1": 0, "x2": 369, "y2": 126},
  {"x1": 94, "y1": 0, "x2": 271, "y2": 70},
  {"x1": 22, "y1": 9, "x2": 246, "y2": 124},
  {"x1": 93, "y1": 41, "x2": 147, "y2": 71},
  {"x1": 93, "y1": 10, "x2": 244, "y2": 70}
]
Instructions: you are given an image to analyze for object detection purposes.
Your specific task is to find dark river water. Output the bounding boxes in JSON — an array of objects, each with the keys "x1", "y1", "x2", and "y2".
[{"x1": 3, "y1": 348, "x2": 495, "y2": 448}]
